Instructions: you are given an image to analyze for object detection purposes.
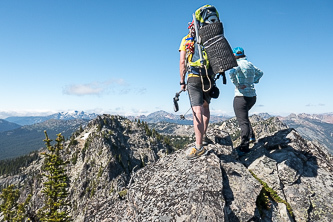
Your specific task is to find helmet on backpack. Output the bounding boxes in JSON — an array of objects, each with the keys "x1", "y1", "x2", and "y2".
[
  {"x1": 205, "y1": 15, "x2": 218, "y2": 24},
  {"x1": 195, "y1": 5, "x2": 220, "y2": 26}
]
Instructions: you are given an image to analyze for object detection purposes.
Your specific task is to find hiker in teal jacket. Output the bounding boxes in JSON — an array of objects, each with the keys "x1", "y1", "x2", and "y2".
[{"x1": 229, "y1": 47, "x2": 263, "y2": 155}]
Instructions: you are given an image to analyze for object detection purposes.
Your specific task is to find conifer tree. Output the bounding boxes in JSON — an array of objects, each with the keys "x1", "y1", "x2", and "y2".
[
  {"x1": 0, "y1": 184, "x2": 31, "y2": 221},
  {"x1": 38, "y1": 131, "x2": 71, "y2": 222},
  {"x1": 0, "y1": 184, "x2": 19, "y2": 221}
]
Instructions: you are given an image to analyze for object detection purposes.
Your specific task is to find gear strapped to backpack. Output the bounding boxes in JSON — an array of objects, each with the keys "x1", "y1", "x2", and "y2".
[
  {"x1": 195, "y1": 5, "x2": 220, "y2": 26},
  {"x1": 194, "y1": 5, "x2": 237, "y2": 74},
  {"x1": 186, "y1": 37, "x2": 210, "y2": 71},
  {"x1": 183, "y1": 19, "x2": 214, "y2": 93}
]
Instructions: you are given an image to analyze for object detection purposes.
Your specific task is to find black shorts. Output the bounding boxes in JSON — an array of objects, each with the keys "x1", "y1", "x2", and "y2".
[{"x1": 187, "y1": 77, "x2": 212, "y2": 107}]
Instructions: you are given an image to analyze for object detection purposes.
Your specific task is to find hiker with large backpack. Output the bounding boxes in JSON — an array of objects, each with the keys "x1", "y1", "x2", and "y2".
[
  {"x1": 179, "y1": 21, "x2": 213, "y2": 160},
  {"x1": 179, "y1": 5, "x2": 237, "y2": 159},
  {"x1": 229, "y1": 47, "x2": 263, "y2": 156}
]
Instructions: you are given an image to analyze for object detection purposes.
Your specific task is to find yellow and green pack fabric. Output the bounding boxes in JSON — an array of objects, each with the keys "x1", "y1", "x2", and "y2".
[
  {"x1": 195, "y1": 4, "x2": 219, "y2": 24},
  {"x1": 179, "y1": 34, "x2": 210, "y2": 76}
]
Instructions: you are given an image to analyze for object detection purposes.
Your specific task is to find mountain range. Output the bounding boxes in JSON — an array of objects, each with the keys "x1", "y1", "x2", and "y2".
[
  {"x1": 0, "y1": 119, "x2": 89, "y2": 160},
  {"x1": 1, "y1": 114, "x2": 332, "y2": 221},
  {"x1": 4, "y1": 110, "x2": 98, "y2": 126},
  {"x1": 127, "y1": 110, "x2": 231, "y2": 125},
  {"x1": 0, "y1": 119, "x2": 21, "y2": 132},
  {"x1": 0, "y1": 111, "x2": 332, "y2": 161},
  {"x1": 278, "y1": 113, "x2": 333, "y2": 154}
]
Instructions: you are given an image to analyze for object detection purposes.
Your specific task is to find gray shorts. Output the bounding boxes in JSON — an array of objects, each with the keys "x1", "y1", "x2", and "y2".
[{"x1": 187, "y1": 77, "x2": 212, "y2": 107}]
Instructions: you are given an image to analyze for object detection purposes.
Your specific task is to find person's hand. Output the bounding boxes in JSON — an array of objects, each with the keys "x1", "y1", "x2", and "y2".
[
  {"x1": 181, "y1": 84, "x2": 186, "y2": 91},
  {"x1": 238, "y1": 84, "x2": 246, "y2": 89}
]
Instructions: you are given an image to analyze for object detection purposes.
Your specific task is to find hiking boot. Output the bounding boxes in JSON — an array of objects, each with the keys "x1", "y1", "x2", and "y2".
[
  {"x1": 235, "y1": 144, "x2": 251, "y2": 157},
  {"x1": 186, "y1": 146, "x2": 207, "y2": 160},
  {"x1": 240, "y1": 137, "x2": 250, "y2": 149},
  {"x1": 202, "y1": 135, "x2": 213, "y2": 146}
]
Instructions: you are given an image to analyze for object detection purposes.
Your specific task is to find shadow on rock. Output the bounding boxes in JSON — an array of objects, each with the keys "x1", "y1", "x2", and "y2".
[{"x1": 241, "y1": 128, "x2": 320, "y2": 178}]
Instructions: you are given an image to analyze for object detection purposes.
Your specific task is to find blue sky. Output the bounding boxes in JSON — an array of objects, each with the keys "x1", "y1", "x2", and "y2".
[{"x1": 0, "y1": 0, "x2": 332, "y2": 119}]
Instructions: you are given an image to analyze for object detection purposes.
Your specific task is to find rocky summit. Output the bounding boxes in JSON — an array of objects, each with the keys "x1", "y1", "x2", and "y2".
[{"x1": 1, "y1": 115, "x2": 332, "y2": 222}]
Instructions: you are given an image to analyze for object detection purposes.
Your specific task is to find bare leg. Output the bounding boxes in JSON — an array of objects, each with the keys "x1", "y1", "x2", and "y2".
[
  {"x1": 202, "y1": 101, "x2": 210, "y2": 136},
  {"x1": 192, "y1": 105, "x2": 204, "y2": 147}
]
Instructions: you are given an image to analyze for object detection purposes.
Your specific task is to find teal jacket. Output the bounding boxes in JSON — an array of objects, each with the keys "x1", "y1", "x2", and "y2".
[{"x1": 229, "y1": 57, "x2": 263, "y2": 97}]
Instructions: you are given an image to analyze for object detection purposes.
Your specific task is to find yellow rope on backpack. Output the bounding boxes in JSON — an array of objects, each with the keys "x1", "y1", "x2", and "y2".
[{"x1": 200, "y1": 66, "x2": 212, "y2": 93}]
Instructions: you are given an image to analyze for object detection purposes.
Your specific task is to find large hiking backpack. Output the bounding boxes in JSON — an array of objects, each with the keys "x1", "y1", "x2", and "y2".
[{"x1": 194, "y1": 5, "x2": 237, "y2": 74}]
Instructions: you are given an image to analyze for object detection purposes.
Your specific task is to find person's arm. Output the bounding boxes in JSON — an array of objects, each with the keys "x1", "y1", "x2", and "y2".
[
  {"x1": 253, "y1": 66, "x2": 263, "y2": 84},
  {"x1": 230, "y1": 67, "x2": 246, "y2": 89},
  {"x1": 179, "y1": 50, "x2": 186, "y2": 91},
  {"x1": 229, "y1": 67, "x2": 240, "y2": 88}
]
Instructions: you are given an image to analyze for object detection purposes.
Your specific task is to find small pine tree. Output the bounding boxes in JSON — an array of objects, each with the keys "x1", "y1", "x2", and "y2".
[
  {"x1": 38, "y1": 131, "x2": 72, "y2": 222},
  {"x1": 163, "y1": 137, "x2": 171, "y2": 145},
  {"x1": 0, "y1": 184, "x2": 19, "y2": 221},
  {"x1": 0, "y1": 184, "x2": 31, "y2": 221}
]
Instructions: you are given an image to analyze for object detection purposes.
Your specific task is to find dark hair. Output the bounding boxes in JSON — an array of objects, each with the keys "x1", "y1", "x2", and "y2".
[{"x1": 235, "y1": 54, "x2": 246, "y2": 59}]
